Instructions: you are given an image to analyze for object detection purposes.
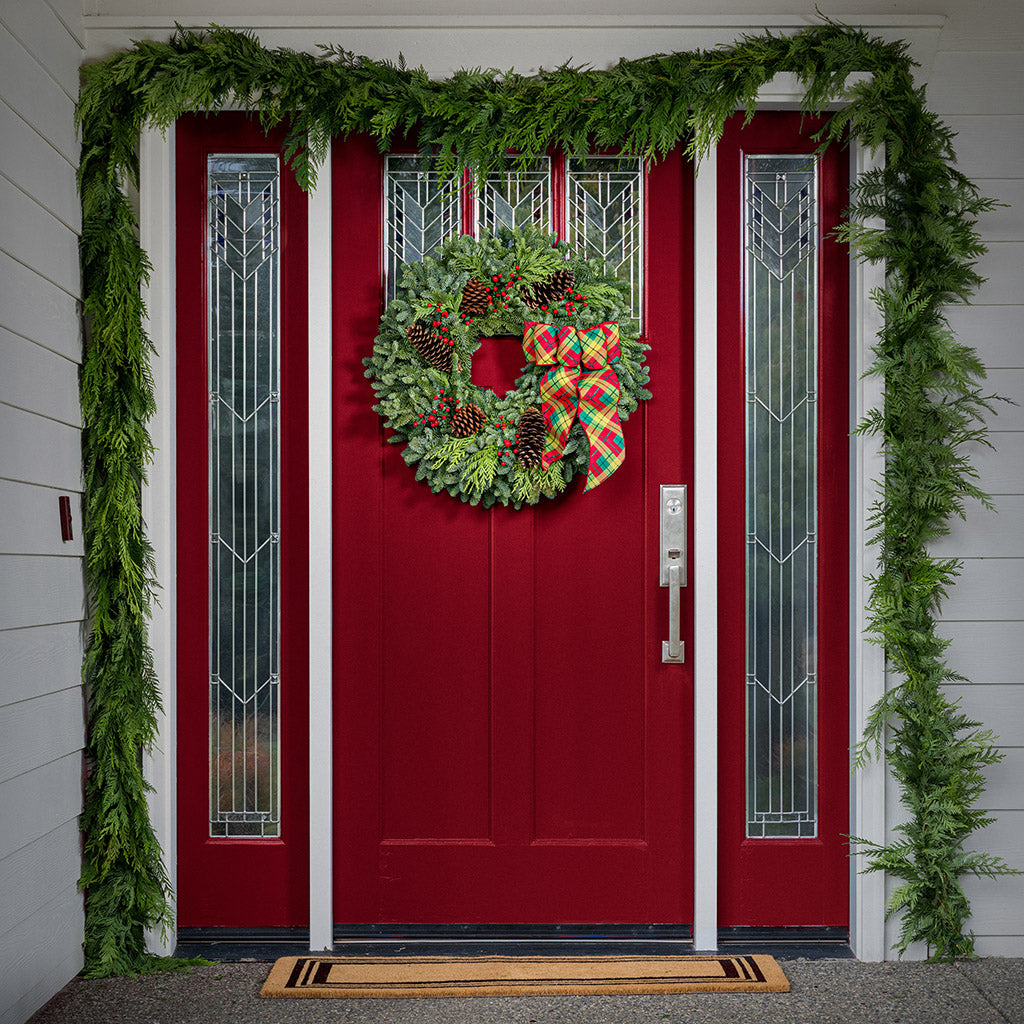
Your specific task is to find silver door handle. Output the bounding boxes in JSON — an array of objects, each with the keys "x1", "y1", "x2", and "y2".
[{"x1": 661, "y1": 485, "x2": 687, "y2": 664}]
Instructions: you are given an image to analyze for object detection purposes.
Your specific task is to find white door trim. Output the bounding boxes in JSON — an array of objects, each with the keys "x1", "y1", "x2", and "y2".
[
  {"x1": 692, "y1": 145, "x2": 718, "y2": 952},
  {"x1": 140, "y1": 123, "x2": 177, "y2": 956},
  {"x1": 308, "y1": 144, "x2": 334, "y2": 953}
]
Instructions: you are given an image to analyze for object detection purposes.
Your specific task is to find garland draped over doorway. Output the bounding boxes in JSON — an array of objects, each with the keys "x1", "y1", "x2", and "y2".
[{"x1": 76, "y1": 20, "x2": 1015, "y2": 974}]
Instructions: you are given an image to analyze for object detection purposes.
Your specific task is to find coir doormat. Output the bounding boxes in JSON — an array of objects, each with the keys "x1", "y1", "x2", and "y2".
[{"x1": 261, "y1": 954, "x2": 790, "y2": 998}]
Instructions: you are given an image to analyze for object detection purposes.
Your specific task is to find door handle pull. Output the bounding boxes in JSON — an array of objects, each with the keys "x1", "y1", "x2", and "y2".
[
  {"x1": 664, "y1": 562, "x2": 683, "y2": 663},
  {"x1": 660, "y1": 485, "x2": 687, "y2": 664}
]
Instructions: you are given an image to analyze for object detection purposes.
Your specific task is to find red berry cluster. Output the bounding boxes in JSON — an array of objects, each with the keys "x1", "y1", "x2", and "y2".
[
  {"x1": 495, "y1": 412, "x2": 519, "y2": 468},
  {"x1": 412, "y1": 389, "x2": 462, "y2": 429},
  {"x1": 537, "y1": 290, "x2": 588, "y2": 318},
  {"x1": 466, "y1": 264, "x2": 522, "y2": 317},
  {"x1": 430, "y1": 302, "x2": 455, "y2": 346}
]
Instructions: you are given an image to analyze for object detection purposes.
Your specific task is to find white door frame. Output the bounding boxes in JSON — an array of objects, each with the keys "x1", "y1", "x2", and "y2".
[{"x1": 139, "y1": 94, "x2": 887, "y2": 958}]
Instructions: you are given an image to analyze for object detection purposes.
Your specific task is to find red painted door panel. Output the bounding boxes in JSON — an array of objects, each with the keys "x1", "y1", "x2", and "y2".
[
  {"x1": 716, "y1": 112, "x2": 850, "y2": 927},
  {"x1": 332, "y1": 137, "x2": 694, "y2": 924}
]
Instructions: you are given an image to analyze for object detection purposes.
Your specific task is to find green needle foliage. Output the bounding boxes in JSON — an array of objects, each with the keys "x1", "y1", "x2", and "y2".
[{"x1": 76, "y1": 19, "x2": 1014, "y2": 972}]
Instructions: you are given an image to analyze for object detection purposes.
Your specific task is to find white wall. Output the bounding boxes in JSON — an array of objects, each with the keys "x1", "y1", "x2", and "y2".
[
  {"x1": 0, "y1": 2, "x2": 86, "y2": 1022},
  {"x1": 925, "y1": 35, "x2": 1024, "y2": 956},
  {"x1": 79, "y1": 0, "x2": 1024, "y2": 960}
]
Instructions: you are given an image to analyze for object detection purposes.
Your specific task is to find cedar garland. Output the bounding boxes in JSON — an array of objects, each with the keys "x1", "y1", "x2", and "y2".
[{"x1": 76, "y1": 20, "x2": 1015, "y2": 973}]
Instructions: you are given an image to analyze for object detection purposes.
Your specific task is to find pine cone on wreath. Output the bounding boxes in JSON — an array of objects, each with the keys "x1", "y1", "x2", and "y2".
[
  {"x1": 450, "y1": 402, "x2": 486, "y2": 438},
  {"x1": 406, "y1": 322, "x2": 453, "y2": 372},
  {"x1": 525, "y1": 268, "x2": 576, "y2": 310},
  {"x1": 515, "y1": 406, "x2": 547, "y2": 468},
  {"x1": 460, "y1": 277, "x2": 491, "y2": 318}
]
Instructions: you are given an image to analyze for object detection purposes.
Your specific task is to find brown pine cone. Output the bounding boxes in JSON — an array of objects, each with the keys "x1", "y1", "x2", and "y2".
[
  {"x1": 406, "y1": 322, "x2": 452, "y2": 372},
  {"x1": 525, "y1": 268, "x2": 576, "y2": 310},
  {"x1": 460, "y1": 277, "x2": 491, "y2": 318},
  {"x1": 450, "y1": 402, "x2": 486, "y2": 438},
  {"x1": 515, "y1": 406, "x2": 547, "y2": 468}
]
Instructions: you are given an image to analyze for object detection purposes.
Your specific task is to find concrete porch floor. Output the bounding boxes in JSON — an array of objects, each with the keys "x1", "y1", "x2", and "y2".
[{"x1": 27, "y1": 957, "x2": 1024, "y2": 1024}]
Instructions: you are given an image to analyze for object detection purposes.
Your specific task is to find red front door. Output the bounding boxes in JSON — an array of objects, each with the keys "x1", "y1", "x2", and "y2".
[
  {"x1": 330, "y1": 138, "x2": 695, "y2": 924},
  {"x1": 173, "y1": 113, "x2": 850, "y2": 934}
]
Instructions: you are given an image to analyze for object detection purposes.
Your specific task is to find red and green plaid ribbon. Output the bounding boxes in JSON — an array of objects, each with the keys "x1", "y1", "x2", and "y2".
[{"x1": 523, "y1": 320, "x2": 625, "y2": 492}]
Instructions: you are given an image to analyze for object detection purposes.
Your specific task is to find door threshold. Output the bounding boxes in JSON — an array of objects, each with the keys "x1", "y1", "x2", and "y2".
[{"x1": 176, "y1": 924, "x2": 851, "y2": 961}]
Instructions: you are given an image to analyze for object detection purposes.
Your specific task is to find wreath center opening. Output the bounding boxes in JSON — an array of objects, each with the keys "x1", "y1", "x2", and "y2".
[{"x1": 471, "y1": 334, "x2": 525, "y2": 395}]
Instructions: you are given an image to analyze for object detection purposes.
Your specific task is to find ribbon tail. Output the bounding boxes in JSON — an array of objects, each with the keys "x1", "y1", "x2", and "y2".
[
  {"x1": 576, "y1": 367, "x2": 625, "y2": 491},
  {"x1": 539, "y1": 365, "x2": 581, "y2": 469}
]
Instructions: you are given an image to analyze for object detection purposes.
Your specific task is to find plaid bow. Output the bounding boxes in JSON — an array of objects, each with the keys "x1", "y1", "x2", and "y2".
[{"x1": 522, "y1": 320, "x2": 626, "y2": 492}]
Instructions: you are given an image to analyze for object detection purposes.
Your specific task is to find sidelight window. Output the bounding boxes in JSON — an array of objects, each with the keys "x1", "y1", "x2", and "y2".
[
  {"x1": 744, "y1": 155, "x2": 819, "y2": 839},
  {"x1": 207, "y1": 154, "x2": 282, "y2": 838}
]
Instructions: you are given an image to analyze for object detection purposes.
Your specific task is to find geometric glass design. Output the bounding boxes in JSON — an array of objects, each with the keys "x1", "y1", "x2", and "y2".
[
  {"x1": 384, "y1": 156, "x2": 461, "y2": 302},
  {"x1": 207, "y1": 155, "x2": 282, "y2": 838},
  {"x1": 567, "y1": 156, "x2": 643, "y2": 326},
  {"x1": 476, "y1": 156, "x2": 551, "y2": 234},
  {"x1": 744, "y1": 155, "x2": 818, "y2": 839}
]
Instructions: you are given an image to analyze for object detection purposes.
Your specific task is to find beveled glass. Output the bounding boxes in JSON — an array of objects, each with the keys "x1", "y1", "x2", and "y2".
[
  {"x1": 384, "y1": 156, "x2": 461, "y2": 301},
  {"x1": 207, "y1": 154, "x2": 282, "y2": 838},
  {"x1": 744, "y1": 155, "x2": 818, "y2": 839},
  {"x1": 567, "y1": 156, "x2": 643, "y2": 325},
  {"x1": 476, "y1": 157, "x2": 552, "y2": 234}
]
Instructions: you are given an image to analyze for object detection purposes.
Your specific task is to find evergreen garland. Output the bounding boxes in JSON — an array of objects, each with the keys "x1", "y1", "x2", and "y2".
[
  {"x1": 365, "y1": 225, "x2": 649, "y2": 506},
  {"x1": 75, "y1": 19, "x2": 1015, "y2": 973}
]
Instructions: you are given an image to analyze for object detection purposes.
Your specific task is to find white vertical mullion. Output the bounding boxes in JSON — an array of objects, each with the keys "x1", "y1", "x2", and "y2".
[
  {"x1": 308, "y1": 144, "x2": 334, "y2": 952},
  {"x1": 141, "y1": 124, "x2": 178, "y2": 956},
  {"x1": 692, "y1": 148, "x2": 718, "y2": 952},
  {"x1": 849, "y1": 138, "x2": 887, "y2": 961}
]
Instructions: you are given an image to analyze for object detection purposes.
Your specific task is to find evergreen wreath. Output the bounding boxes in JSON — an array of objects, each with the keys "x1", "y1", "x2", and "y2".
[
  {"x1": 75, "y1": 20, "x2": 1018, "y2": 974},
  {"x1": 365, "y1": 225, "x2": 650, "y2": 506}
]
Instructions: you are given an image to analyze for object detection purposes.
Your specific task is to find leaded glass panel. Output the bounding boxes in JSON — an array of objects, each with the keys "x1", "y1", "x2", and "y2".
[
  {"x1": 567, "y1": 156, "x2": 643, "y2": 325},
  {"x1": 476, "y1": 157, "x2": 551, "y2": 234},
  {"x1": 385, "y1": 156, "x2": 461, "y2": 302},
  {"x1": 744, "y1": 155, "x2": 818, "y2": 839},
  {"x1": 207, "y1": 154, "x2": 282, "y2": 838}
]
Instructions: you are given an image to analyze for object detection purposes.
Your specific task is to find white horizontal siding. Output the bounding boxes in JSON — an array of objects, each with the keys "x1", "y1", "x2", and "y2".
[
  {"x1": 0, "y1": 3, "x2": 84, "y2": 1019},
  {"x1": 941, "y1": 558, "x2": 1024, "y2": 621},
  {"x1": 0, "y1": 623, "x2": 83, "y2": 707},
  {"x1": 0, "y1": 688, "x2": 84, "y2": 786},
  {"x1": 928, "y1": 51, "x2": 1024, "y2": 115},
  {"x1": 936, "y1": 41, "x2": 1024, "y2": 952},
  {"x1": 0, "y1": 23, "x2": 76, "y2": 163},
  {"x1": 0, "y1": 885, "x2": 83, "y2": 1024},
  {"x1": 47, "y1": 0, "x2": 85, "y2": 47},
  {"x1": 0, "y1": 0, "x2": 80, "y2": 100},
  {"x1": 945, "y1": 305, "x2": 1023, "y2": 368},
  {"x1": 0, "y1": 101, "x2": 79, "y2": 231},
  {"x1": 0, "y1": 556, "x2": 85, "y2": 631},
  {"x1": 0, "y1": 405, "x2": 82, "y2": 491},
  {"x1": 946, "y1": 115, "x2": 1024, "y2": 178},
  {"x1": 0, "y1": 480, "x2": 83, "y2": 558},
  {"x1": 0, "y1": 328, "x2": 80, "y2": 427},
  {"x1": 945, "y1": 631, "x2": 1024, "y2": 690},
  {"x1": 966, "y1": 434, "x2": 1024, "y2": 495},
  {"x1": 932, "y1": 496, "x2": 1024, "y2": 558},
  {"x1": 971, "y1": 241, "x2": 1024, "y2": 305},
  {"x1": 0, "y1": 754, "x2": 82, "y2": 864},
  {"x1": 974, "y1": 179, "x2": 1024, "y2": 241},
  {"x1": 0, "y1": 251, "x2": 79, "y2": 362},
  {"x1": 0, "y1": 819, "x2": 81, "y2": 938},
  {"x1": 0, "y1": 174, "x2": 80, "y2": 297}
]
